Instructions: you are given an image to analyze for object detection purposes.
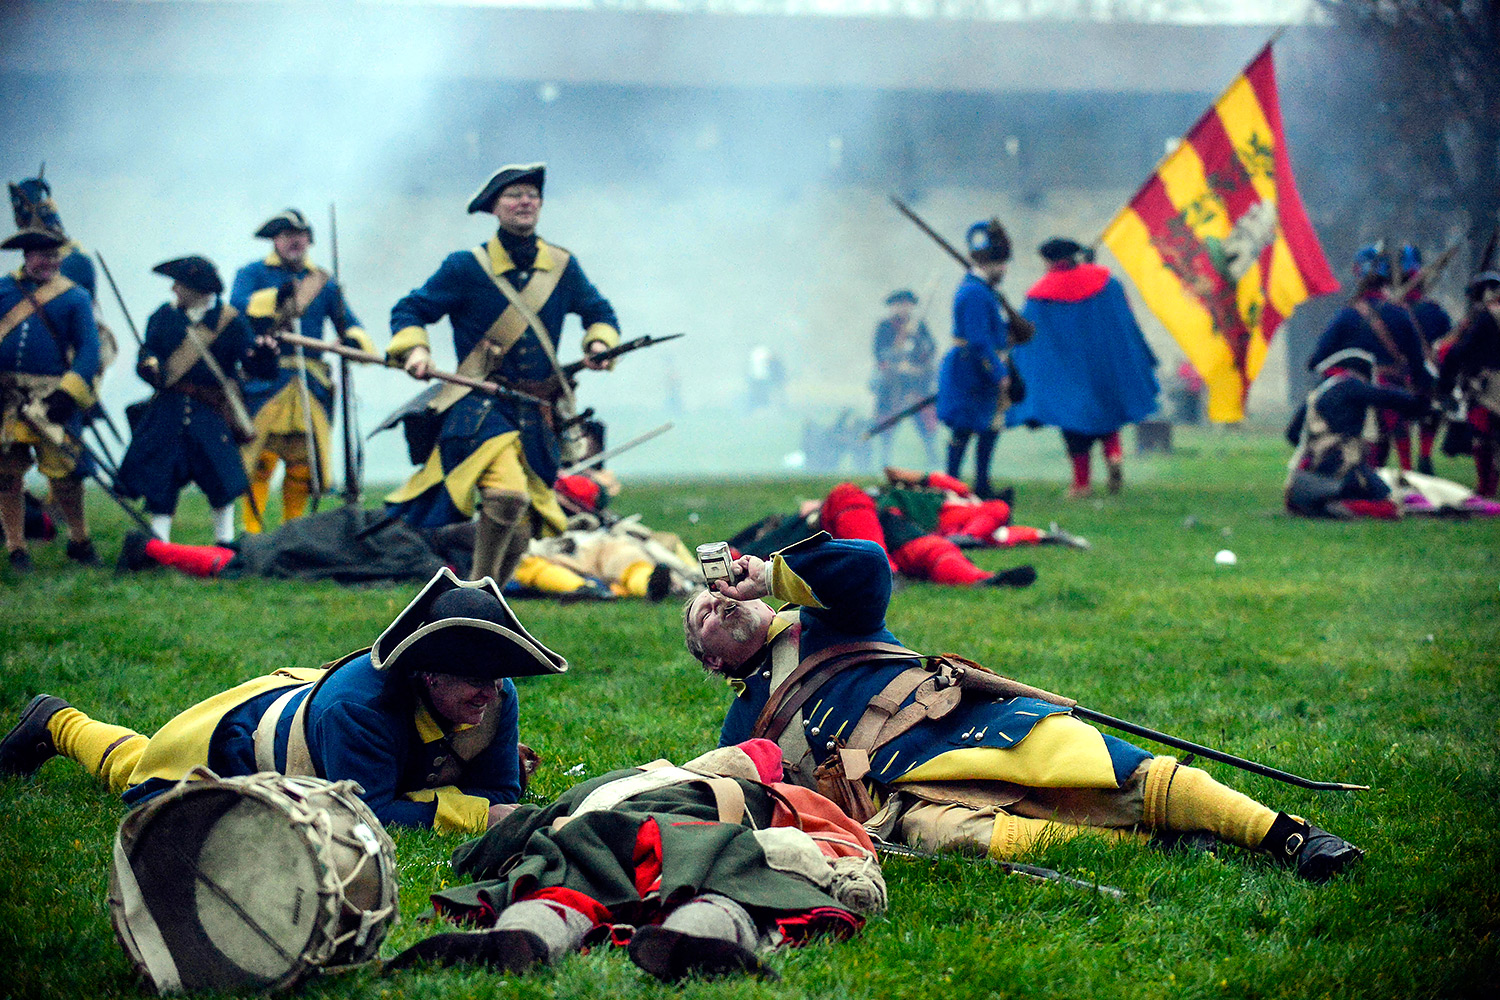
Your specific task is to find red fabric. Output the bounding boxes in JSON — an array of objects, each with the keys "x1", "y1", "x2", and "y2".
[
  {"x1": 768, "y1": 782, "x2": 876, "y2": 858},
  {"x1": 555, "y1": 474, "x2": 602, "y2": 512},
  {"x1": 773, "y1": 907, "x2": 863, "y2": 945},
  {"x1": 892, "y1": 534, "x2": 988, "y2": 585},
  {"x1": 938, "y1": 499, "x2": 1010, "y2": 539},
  {"x1": 1070, "y1": 451, "x2": 1091, "y2": 490},
  {"x1": 924, "y1": 472, "x2": 971, "y2": 495},
  {"x1": 1026, "y1": 262, "x2": 1111, "y2": 302},
  {"x1": 995, "y1": 525, "x2": 1043, "y2": 546},
  {"x1": 632, "y1": 817, "x2": 664, "y2": 897},
  {"x1": 1102, "y1": 431, "x2": 1123, "y2": 463},
  {"x1": 516, "y1": 886, "x2": 612, "y2": 927},
  {"x1": 1342, "y1": 499, "x2": 1401, "y2": 520},
  {"x1": 733, "y1": 738, "x2": 784, "y2": 783},
  {"x1": 821, "y1": 483, "x2": 895, "y2": 571},
  {"x1": 144, "y1": 538, "x2": 234, "y2": 577}
]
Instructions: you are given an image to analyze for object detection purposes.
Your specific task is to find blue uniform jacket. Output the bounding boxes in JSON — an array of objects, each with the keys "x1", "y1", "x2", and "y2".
[
  {"x1": 1310, "y1": 295, "x2": 1432, "y2": 392},
  {"x1": 115, "y1": 302, "x2": 267, "y2": 512},
  {"x1": 1007, "y1": 267, "x2": 1159, "y2": 435},
  {"x1": 123, "y1": 653, "x2": 522, "y2": 830},
  {"x1": 59, "y1": 245, "x2": 96, "y2": 299},
  {"x1": 1286, "y1": 374, "x2": 1427, "y2": 460},
  {"x1": 387, "y1": 235, "x2": 618, "y2": 485},
  {"x1": 1408, "y1": 298, "x2": 1451, "y2": 351},
  {"x1": 229, "y1": 255, "x2": 364, "y2": 415},
  {"x1": 0, "y1": 271, "x2": 100, "y2": 393},
  {"x1": 718, "y1": 536, "x2": 1147, "y2": 787},
  {"x1": 936, "y1": 274, "x2": 1009, "y2": 432}
]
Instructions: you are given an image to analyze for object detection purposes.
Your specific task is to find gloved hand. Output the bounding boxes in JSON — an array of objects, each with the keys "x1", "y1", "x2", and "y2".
[
  {"x1": 136, "y1": 357, "x2": 163, "y2": 390},
  {"x1": 42, "y1": 388, "x2": 77, "y2": 424}
]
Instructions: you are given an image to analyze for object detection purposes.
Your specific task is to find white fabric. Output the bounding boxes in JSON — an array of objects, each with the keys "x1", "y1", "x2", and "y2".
[
  {"x1": 211, "y1": 504, "x2": 236, "y2": 544},
  {"x1": 151, "y1": 514, "x2": 172, "y2": 542}
]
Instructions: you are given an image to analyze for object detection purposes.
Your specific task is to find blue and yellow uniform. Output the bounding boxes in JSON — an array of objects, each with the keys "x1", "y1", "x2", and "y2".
[
  {"x1": 47, "y1": 654, "x2": 523, "y2": 835},
  {"x1": 115, "y1": 300, "x2": 268, "y2": 515},
  {"x1": 384, "y1": 228, "x2": 617, "y2": 584},
  {"x1": 0, "y1": 268, "x2": 99, "y2": 480},
  {"x1": 715, "y1": 534, "x2": 1287, "y2": 862},
  {"x1": 228, "y1": 252, "x2": 370, "y2": 531}
]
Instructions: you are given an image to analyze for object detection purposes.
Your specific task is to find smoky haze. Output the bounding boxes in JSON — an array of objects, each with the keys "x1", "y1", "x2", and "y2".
[{"x1": 2, "y1": 1, "x2": 1339, "y2": 485}]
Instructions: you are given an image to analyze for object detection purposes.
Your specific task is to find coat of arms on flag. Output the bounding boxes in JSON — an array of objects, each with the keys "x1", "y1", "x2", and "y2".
[{"x1": 1102, "y1": 42, "x2": 1339, "y2": 423}]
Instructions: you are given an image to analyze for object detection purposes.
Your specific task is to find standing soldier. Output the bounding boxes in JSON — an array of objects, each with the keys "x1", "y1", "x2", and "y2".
[
  {"x1": 1394, "y1": 244, "x2": 1451, "y2": 475},
  {"x1": 229, "y1": 209, "x2": 372, "y2": 532},
  {"x1": 384, "y1": 163, "x2": 620, "y2": 587},
  {"x1": 116, "y1": 256, "x2": 273, "y2": 545},
  {"x1": 0, "y1": 227, "x2": 102, "y2": 571},
  {"x1": 1308, "y1": 245, "x2": 1432, "y2": 471},
  {"x1": 1436, "y1": 272, "x2": 1500, "y2": 498},
  {"x1": 870, "y1": 289, "x2": 937, "y2": 468}
]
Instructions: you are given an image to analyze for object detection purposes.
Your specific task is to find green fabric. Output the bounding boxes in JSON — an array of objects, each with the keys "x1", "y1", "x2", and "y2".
[
  {"x1": 874, "y1": 485, "x2": 947, "y2": 533},
  {"x1": 432, "y1": 768, "x2": 846, "y2": 921}
]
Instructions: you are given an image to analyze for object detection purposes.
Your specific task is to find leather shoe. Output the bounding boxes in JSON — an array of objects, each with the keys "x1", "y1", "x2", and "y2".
[
  {"x1": 981, "y1": 564, "x2": 1036, "y2": 588},
  {"x1": 628, "y1": 926, "x2": 776, "y2": 983},
  {"x1": 0, "y1": 694, "x2": 70, "y2": 775},
  {"x1": 1262, "y1": 811, "x2": 1363, "y2": 883},
  {"x1": 66, "y1": 538, "x2": 101, "y2": 566}
]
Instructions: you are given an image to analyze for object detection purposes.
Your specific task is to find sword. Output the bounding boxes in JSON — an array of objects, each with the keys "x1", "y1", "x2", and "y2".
[
  {"x1": 870, "y1": 837, "x2": 1126, "y2": 898},
  {"x1": 864, "y1": 393, "x2": 936, "y2": 440},
  {"x1": 329, "y1": 202, "x2": 363, "y2": 507},
  {"x1": 556, "y1": 422, "x2": 673, "y2": 477}
]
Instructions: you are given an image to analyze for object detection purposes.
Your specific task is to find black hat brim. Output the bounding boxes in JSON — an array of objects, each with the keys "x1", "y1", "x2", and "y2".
[
  {"x1": 2, "y1": 228, "x2": 65, "y2": 252},
  {"x1": 467, "y1": 164, "x2": 546, "y2": 214},
  {"x1": 152, "y1": 256, "x2": 224, "y2": 295}
]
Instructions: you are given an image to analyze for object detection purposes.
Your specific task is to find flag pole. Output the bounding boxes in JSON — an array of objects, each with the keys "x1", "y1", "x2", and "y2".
[{"x1": 1089, "y1": 24, "x2": 1291, "y2": 252}]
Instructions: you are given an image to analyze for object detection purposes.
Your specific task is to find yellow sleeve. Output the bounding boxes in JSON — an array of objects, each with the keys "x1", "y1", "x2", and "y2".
[
  {"x1": 404, "y1": 786, "x2": 492, "y2": 834},
  {"x1": 769, "y1": 553, "x2": 826, "y2": 609},
  {"x1": 341, "y1": 326, "x2": 375, "y2": 353},
  {"x1": 58, "y1": 371, "x2": 96, "y2": 407},
  {"x1": 386, "y1": 325, "x2": 430, "y2": 362},
  {"x1": 582, "y1": 323, "x2": 620, "y2": 369},
  {"x1": 247, "y1": 287, "x2": 280, "y2": 319}
]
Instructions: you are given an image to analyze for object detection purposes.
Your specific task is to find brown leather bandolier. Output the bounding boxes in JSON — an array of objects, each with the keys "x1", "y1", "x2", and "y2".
[
  {"x1": 751, "y1": 640, "x2": 1074, "y2": 822},
  {"x1": 1353, "y1": 300, "x2": 1413, "y2": 388}
]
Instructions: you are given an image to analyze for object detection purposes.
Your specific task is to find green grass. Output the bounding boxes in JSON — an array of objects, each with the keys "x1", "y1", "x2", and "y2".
[{"x1": 2, "y1": 425, "x2": 1497, "y2": 999}]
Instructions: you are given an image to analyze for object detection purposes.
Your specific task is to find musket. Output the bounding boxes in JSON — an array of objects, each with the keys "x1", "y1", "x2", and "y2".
[
  {"x1": 18, "y1": 399, "x2": 152, "y2": 532},
  {"x1": 889, "y1": 195, "x2": 1035, "y2": 345},
  {"x1": 329, "y1": 202, "x2": 363, "y2": 508},
  {"x1": 864, "y1": 392, "x2": 936, "y2": 440},
  {"x1": 556, "y1": 421, "x2": 674, "y2": 477},
  {"x1": 93, "y1": 251, "x2": 143, "y2": 348},
  {"x1": 871, "y1": 837, "x2": 1126, "y2": 899},
  {"x1": 950, "y1": 669, "x2": 1368, "y2": 791},
  {"x1": 278, "y1": 332, "x2": 548, "y2": 406},
  {"x1": 560, "y1": 332, "x2": 684, "y2": 380},
  {"x1": 291, "y1": 340, "x2": 324, "y2": 514},
  {"x1": 1390, "y1": 240, "x2": 1464, "y2": 302}
]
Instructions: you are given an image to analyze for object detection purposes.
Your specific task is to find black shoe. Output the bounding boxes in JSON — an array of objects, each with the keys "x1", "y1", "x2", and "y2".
[
  {"x1": 1416, "y1": 456, "x2": 1435, "y2": 476},
  {"x1": 628, "y1": 926, "x2": 776, "y2": 983},
  {"x1": 65, "y1": 538, "x2": 100, "y2": 566},
  {"x1": 116, "y1": 531, "x2": 153, "y2": 573},
  {"x1": 995, "y1": 486, "x2": 1016, "y2": 506},
  {"x1": 646, "y1": 563, "x2": 673, "y2": 603},
  {"x1": 0, "y1": 694, "x2": 70, "y2": 775},
  {"x1": 385, "y1": 928, "x2": 547, "y2": 975},
  {"x1": 7, "y1": 548, "x2": 33, "y2": 574},
  {"x1": 1261, "y1": 812, "x2": 1363, "y2": 883},
  {"x1": 1107, "y1": 463, "x2": 1124, "y2": 495},
  {"x1": 981, "y1": 564, "x2": 1037, "y2": 588}
]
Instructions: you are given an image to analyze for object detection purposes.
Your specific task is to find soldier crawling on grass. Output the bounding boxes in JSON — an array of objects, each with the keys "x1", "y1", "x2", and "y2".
[{"x1": 683, "y1": 532, "x2": 1363, "y2": 883}]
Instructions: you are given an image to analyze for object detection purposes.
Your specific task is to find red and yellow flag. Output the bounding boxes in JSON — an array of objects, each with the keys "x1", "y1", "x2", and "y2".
[{"x1": 1101, "y1": 43, "x2": 1338, "y2": 423}]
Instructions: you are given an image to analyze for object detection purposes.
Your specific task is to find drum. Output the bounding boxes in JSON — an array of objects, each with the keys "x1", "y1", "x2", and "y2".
[{"x1": 108, "y1": 769, "x2": 398, "y2": 994}]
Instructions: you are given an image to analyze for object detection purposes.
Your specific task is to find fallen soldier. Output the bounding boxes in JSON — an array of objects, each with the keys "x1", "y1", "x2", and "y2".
[
  {"x1": 682, "y1": 532, "x2": 1363, "y2": 883},
  {"x1": 386, "y1": 739, "x2": 884, "y2": 982}
]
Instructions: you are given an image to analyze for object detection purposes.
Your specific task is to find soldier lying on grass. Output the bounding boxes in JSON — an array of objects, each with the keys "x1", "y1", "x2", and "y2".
[{"x1": 683, "y1": 532, "x2": 1363, "y2": 883}]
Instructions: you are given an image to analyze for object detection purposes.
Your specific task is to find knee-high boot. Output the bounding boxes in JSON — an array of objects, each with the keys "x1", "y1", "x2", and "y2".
[{"x1": 471, "y1": 490, "x2": 529, "y2": 583}]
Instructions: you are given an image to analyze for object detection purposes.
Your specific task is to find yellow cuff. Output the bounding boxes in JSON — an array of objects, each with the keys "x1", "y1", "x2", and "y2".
[
  {"x1": 247, "y1": 287, "x2": 279, "y2": 319},
  {"x1": 59, "y1": 371, "x2": 96, "y2": 407},
  {"x1": 406, "y1": 786, "x2": 492, "y2": 834},
  {"x1": 583, "y1": 323, "x2": 620, "y2": 369},
  {"x1": 342, "y1": 326, "x2": 375, "y2": 353},
  {"x1": 386, "y1": 325, "x2": 430, "y2": 362},
  {"x1": 769, "y1": 554, "x2": 825, "y2": 609}
]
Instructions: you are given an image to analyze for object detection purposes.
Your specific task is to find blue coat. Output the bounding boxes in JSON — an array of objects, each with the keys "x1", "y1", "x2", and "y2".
[
  {"x1": 229, "y1": 254, "x2": 364, "y2": 415},
  {"x1": 123, "y1": 653, "x2": 522, "y2": 832},
  {"x1": 717, "y1": 535, "x2": 1149, "y2": 787},
  {"x1": 936, "y1": 274, "x2": 1009, "y2": 432},
  {"x1": 387, "y1": 234, "x2": 619, "y2": 496},
  {"x1": 0, "y1": 271, "x2": 100, "y2": 390},
  {"x1": 59, "y1": 244, "x2": 96, "y2": 299},
  {"x1": 1310, "y1": 295, "x2": 1432, "y2": 392},
  {"x1": 116, "y1": 301, "x2": 266, "y2": 512},
  {"x1": 1006, "y1": 265, "x2": 1159, "y2": 435}
]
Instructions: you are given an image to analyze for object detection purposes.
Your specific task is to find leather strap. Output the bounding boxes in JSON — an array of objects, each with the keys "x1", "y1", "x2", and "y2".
[
  {"x1": 161, "y1": 306, "x2": 235, "y2": 388},
  {"x1": 751, "y1": 640, "x2": 922, "y2": 743},
  {"x1": 0, "y1": 275, "x2": 72, "y2": 348},
  {"x1": 1353, "y1": 300, "x2": 1409, "y2": 378},
  {"x1": 253, "y1": 682, "x2": 314, "y2": 774}
]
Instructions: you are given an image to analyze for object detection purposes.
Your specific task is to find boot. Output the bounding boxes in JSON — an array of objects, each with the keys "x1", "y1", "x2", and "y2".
[
  {"x1": 66, "y1": 538, "x2": 100, "y2": 566},
  {"x1": 471, "y1": 491, "x2": 528, "y2": 583},
  {"x1": 1260, "y1": 812, "x2": 1363, "y2": 883},
  {"x1": 0, "y1": 694, "x2": 70, "y2": 775},
  {"x1": 628, "y1": 894, "x2": 774, "y2": 983},
  {"x1": 980, "y1": 564, "x2": 1037, "y2": 588}
]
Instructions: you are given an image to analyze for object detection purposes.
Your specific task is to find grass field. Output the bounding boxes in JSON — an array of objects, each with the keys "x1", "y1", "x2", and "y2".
[{"x1": 2, "y1": 425, "x2": 1497, "y2": 999}]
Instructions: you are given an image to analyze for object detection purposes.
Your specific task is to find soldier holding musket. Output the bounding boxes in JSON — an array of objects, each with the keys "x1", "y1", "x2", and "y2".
[
  {"x1": 384, "y1": 163, "x2": 620, "y2": 588},
  {"x1": 0, "y1": 226, "x2": 103, "y2": 571},
  {"x1": 230, "y1": 209, "x2": 373, "y2": 533}
]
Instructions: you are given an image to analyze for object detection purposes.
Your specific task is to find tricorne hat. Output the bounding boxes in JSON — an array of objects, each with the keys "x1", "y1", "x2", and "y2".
[
  {"x1": 372, "y1": 566, "x2": 567, "y2": 679},
  {"x1": 254, "y1": 209, "x2": 313, "y2": 241},
  {"x1": 1465, "y1": 270, "x2": 1500, "y2": 301},
  {"x1": 1, "y1": 226, "x2": 67, "y2": 252},
  {"x1": 884, "y1": 289, "x2": 917, "y2": 306},
  {"x1": 467, "y1": 163, "x2": 546, "y2": 215},
  {"x1": 967, "y1": 218, "x2": 1012, "y2": 264},
  {"x1": 152, "y1": 255, "x2": 224, "y2": 295},
  {"x1": 1038, "y1": 237, "x2": 1086, "y2": 263}
]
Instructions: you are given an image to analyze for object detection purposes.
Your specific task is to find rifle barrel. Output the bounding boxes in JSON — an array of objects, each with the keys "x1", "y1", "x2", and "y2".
[
  {"x1": 93, "y1": 251, "x2": 143, "y2": 347},
  {"x1": 277, "y1": 332, "x2": 547, "y2": 406}
]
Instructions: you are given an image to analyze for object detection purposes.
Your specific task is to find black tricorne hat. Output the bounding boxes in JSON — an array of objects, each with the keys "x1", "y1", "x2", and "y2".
[
  {"x1": 1, "y1": 227, "x2": 67, "y2": 252},
  {"x1": 467, "y1": 163, "x2": 546, "y2": 214},
  {"x1": 884, "y1": 289, "x2": 917, "y2": 306},
  {"x1": 152, "y1": 255, "x2": 224, "y2": 295},
  {"x1": 1465, "y1": 270, "x2": 1500, "y2": 301},
  {"x1": 372, "y1": 567, "x2": 567, "y2": 679},
  {"x1": 1038, "y1": 237, "x2": 1086, "y2": 263},
  {"x1": 254, "y1": 209, "x2": 313, "y2": 241}
]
